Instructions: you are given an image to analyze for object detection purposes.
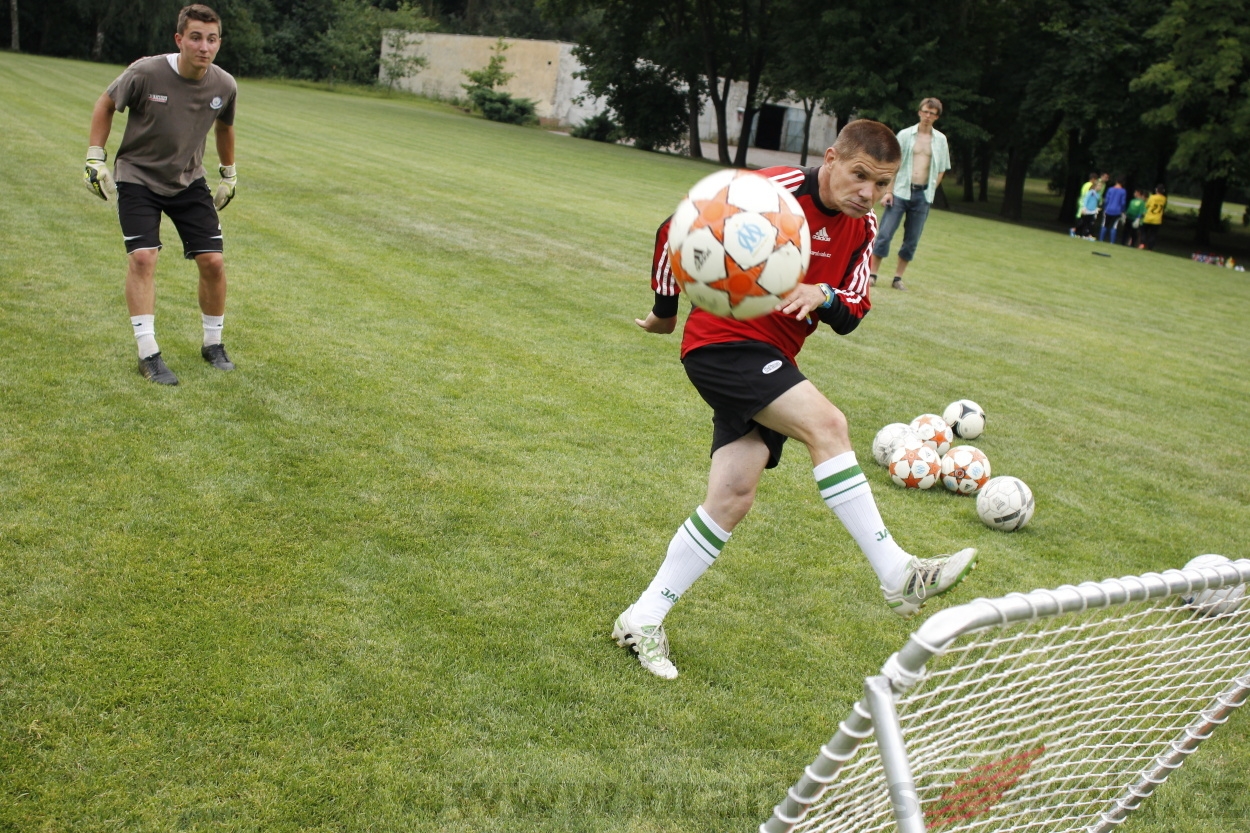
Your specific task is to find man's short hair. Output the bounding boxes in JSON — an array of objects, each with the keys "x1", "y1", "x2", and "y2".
[
  {"x1": 832, "y1": 119, "x2": 901, "y2": 164},
  {"x1": 178, "y1": 4, "x2": 221, "y2": 35},
  {"x1": 918, "y1": 97, "x2": 943, "y2": 115}
]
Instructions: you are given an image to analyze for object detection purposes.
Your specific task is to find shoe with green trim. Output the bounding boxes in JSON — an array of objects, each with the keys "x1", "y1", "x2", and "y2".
[
  {"x1": 884, "y1": 548, "x2": 978, "y2": 618},
  {"x1": 612, "y1": 605, "x2": 678, "y2": 680}
]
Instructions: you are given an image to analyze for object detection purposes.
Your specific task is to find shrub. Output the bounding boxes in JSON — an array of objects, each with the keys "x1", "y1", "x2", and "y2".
[
  {"x1": 570, "y1": 112, "x2": 621, "y2": 143},
  {"x1": 468, "y1": 88, "x2": 537, "y2": 126}
]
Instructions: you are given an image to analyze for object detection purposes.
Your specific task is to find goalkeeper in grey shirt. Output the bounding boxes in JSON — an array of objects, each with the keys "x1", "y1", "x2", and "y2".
[{"x1": 84, "y1": 3, "x2": 239, "y2": 385}]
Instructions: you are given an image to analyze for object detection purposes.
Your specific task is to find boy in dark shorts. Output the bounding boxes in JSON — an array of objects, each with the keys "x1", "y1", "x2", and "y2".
[
  {"x1": 614, "y1": 120, "x2": 977, "y2": 680},
  {"x1": 84, "y1": 3, "x2": 239, "y2": 385}
]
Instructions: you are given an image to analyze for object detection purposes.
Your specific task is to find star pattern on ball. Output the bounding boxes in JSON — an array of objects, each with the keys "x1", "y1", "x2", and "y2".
[
  {"x1": 669, "y1": 247, "x2": 686, "y2": 287},
  {"x1": 689, "y1": 186, "x2": 742, "y2": 240},
  {"x1": 894, "y1": 446, "x2": 939, "y2": 488},
  {"x1": 764, "y1": 199, "x2": 806, "y2": 251},
  {"x1": 708, "y1": 258, "x2": 770, "y2": 306}
]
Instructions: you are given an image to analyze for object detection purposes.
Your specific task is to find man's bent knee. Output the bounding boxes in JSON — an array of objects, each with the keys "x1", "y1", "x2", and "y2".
[{"x1": 128, "y1": 248, "x2": 159, "y2": 273}]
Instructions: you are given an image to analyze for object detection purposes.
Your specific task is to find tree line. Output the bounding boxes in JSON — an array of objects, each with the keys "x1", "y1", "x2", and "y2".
[
  {"x1": 5, "y1": 0, "x2": 1246, "y2": 244},
  {"x1": 564, "y1": 0, "x2": 1248, "y2": 245}
]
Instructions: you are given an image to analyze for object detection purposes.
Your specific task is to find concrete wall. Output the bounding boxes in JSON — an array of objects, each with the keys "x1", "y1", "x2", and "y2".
[
  {"x1": 381, "y1": 31, "x2": 836, "y2": 151},
  {"x1": 380, "y1": 32, "x2": 603, "y2": 125},
  {"x1": 699, "y1": 81, "x2": 839, "y2": 155}
]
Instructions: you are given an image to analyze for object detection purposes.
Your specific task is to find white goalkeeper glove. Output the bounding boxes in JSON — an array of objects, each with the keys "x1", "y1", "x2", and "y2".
[
  {"x1": 83, "y1": 146, "x2": 117, "y2": 201},
  {"x1": 214, "y1": 164, "x2": 237, "y2": 210}
]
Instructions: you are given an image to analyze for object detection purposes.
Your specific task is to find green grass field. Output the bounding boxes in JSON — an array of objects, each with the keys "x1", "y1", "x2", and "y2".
[{"x1": 2, "y1": 50, "x2": 1249, "y2": 832}]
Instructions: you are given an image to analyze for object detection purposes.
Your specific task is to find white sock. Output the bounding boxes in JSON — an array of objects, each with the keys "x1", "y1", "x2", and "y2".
[
  {"x1": 815, "y1": 452, "x2": 912, "y2": 590},
  {"x1": 202, "y1": 313, "x2": 224, "y2": 347},
  {"x1": 131, "y1": 314, "x2": 158, "y2": 359},
  {"x1": 632, "y1": 505, "x2": 730, "y2": 626}
]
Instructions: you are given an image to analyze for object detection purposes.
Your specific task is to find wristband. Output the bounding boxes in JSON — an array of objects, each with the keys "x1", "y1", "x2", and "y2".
[
  {"x1": 818, "y1": 283, "x2": 834, "y2": 309},
  {"x1": 87, "y1": 146, "x2": 107, "y2": 162}
]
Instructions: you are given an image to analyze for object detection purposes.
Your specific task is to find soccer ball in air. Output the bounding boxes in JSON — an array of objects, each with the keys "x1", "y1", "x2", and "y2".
[
  {"x1": 943, "y1": 399, "x2": 986, "y2": 440},
  {"x1": 940, "y1": 445, "x2": 991, "y2": 495},
  {"x1": 1181, "y1": 554, "x2": 1246, "y2": 616},
  {"x1": 976, "y1": 476, "x2": 1035, "y2": 531},
  {"x1": 667, "y1": 169, "x2": 811, "y2": 320},
  {"x1": 872, "y1": 422, "x2": 921, "y2": 467},
  {"x1": 888, "y1": 441, "x2": 942, "y2": 489},
  {"x1": 910, "y1": 414, "x2": 953, "y2": 457}
]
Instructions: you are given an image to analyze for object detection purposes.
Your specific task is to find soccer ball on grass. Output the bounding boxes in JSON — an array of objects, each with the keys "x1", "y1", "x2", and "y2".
[
  {"x1": 943, "y1": 399, "x2": 986, "y2": 440},
  {"x1": 668, "y1": 169, "x2": 811, "y2": 320},
  {"x1": 976, "y1": 476, "x2": 1035, "y2": 531},
  {"x1": 940, "y1": 445, "x2": 991, "y2": 495},
  {"x1": 910, "y1": 413, "x2": 953, "y2": 457},
  {"x1": 1181, "y1": 554, "x2": 1246, "y2": 616},
  {"x1": 872, "y1": 422, "x2": 921, "y2": 467},
  {"x1": 888, "y1": 441, "x2": 942, "y2": 490}
]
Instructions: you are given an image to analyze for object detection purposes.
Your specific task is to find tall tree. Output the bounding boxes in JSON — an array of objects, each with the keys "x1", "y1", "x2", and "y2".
[
  {"x1": 9, "y1": 0, "x2": 17, "y2": 51},
  {"x1": 568, "y1": 0, "x2": 693, "y2": 152},
  {"x1": 1132, "y1": 0, "x2": 1250, "y2": 245},
  {"x1": 695, "y1": 0, "x2": 772, "y2": 167}
]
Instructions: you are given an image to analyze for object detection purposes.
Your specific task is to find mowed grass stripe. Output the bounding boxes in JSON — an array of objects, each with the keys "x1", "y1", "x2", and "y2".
[{"x1": 1, "y1": 51, "x2": 1247, "y2": 832}]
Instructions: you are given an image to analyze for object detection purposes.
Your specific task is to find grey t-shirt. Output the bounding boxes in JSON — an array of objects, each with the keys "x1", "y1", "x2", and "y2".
[{"x1": 107, "y1": 54, "x2": 237, "y2": 196}]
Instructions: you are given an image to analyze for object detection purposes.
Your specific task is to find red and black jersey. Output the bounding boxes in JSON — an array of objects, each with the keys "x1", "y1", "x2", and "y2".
[{"x1": 650, "y1": 165, "x2": 875, "y2": 363}]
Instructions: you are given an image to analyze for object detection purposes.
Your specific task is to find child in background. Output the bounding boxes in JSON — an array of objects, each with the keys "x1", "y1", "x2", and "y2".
[
  {"x1": 1077, "y1": 182, "x2": 1103, "y2": 240},
  {"x1": 1141, "y1": 185, "x2": 1167, "y2": 251},
  {"x1": 1125, "y1": 189, "x2": 1147, "y2": 248}
]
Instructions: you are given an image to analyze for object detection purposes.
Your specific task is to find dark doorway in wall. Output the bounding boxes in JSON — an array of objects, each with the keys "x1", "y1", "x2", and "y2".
[{"x1": 754, "y1": 104, "x2": 786, "y2": 150}]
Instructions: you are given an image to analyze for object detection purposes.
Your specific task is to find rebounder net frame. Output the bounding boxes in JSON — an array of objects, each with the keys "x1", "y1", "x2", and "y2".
[{"x1": 761, "y1": 560, "x2": 1250, "y2": 833}]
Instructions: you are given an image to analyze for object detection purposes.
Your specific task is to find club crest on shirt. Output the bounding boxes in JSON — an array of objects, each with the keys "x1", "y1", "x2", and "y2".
[
  {"x1": 148, "y1": 94, "x2": 169, "y2": 104},
  {"x1": 210, "y1": 96, "x2": 224, "y2": 109}
]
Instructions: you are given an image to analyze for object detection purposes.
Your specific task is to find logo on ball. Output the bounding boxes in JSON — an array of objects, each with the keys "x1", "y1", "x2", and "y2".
[{"x1": 667, "y1": 170, "x2": 812, "y2": 320}]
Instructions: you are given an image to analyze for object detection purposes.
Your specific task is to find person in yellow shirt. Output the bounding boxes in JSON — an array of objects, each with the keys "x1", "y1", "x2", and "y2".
[{"x1": 1141, "y1": 185, "x2": 1167, "y2": 251}]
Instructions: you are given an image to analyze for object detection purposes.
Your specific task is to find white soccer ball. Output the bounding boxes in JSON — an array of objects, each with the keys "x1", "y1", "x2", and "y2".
[
  {"x1": 943, "y1": 399, "x2": 986, "y2": 440},
  {"x1": 668, "y1": 169, "x2": 812, "y2": 320},
  {"x1": 940, "y1": 445, "x2": 992, "y2": 495},
  {"x1": 872, "y1": 423, "x2": 921, "y2": 467},
  {"x1": 888, "y1": 440, "x2": 942, "y2": 489},
  {"x1": 910, "y1": 413, "x2": 953, "y2": 457},
  {"x1": 976, "y1": 476, "x2": 1035, "y2": 531},
  {"x1": 1182, "y1": 554, "x2": 1246, "y2": 616}
]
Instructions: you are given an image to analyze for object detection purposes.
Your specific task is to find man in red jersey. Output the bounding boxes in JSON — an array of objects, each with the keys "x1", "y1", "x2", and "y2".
[{"x1": 613, "y1": 120, "x2": 977, "y2": 680}]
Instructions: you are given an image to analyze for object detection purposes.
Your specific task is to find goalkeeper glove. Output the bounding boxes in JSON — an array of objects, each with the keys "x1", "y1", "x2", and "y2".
[
  {"x1": 214, "y1": 164, "x2": 237, "y2": 210},
  {"x1": 83, "y1": 146, "x2": 116, "y2": 201}
]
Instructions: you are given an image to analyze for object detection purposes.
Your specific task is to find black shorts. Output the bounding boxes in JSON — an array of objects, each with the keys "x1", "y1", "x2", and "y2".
[
  {"x1": 117, "y1": 179, "x2": 223, "y2": 260},
  {"x1": 682, "y1": 341, "x2": 807, "y2": 469}
]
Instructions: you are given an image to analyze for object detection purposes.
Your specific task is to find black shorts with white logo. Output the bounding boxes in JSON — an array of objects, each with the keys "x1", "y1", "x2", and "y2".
[
  {"x1": 682, "y1": 341, "x2": 807, "y2": 469},
  {"x1": 117, "y1": 178, "x2": 222, "y2": 259}
]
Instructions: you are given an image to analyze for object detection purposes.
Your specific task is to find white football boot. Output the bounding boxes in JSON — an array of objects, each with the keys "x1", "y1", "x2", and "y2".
[
  {"x1": 612, "y1": 605, "x2": 678, "y2": 680},
  {"x1": 883, "y1": 548, "x2": 978, "y2": 618}
]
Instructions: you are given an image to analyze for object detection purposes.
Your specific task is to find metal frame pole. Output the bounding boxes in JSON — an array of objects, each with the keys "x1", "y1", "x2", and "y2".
[{"x1": 865, "y1": 675, "x2": 927, "y2": 833}]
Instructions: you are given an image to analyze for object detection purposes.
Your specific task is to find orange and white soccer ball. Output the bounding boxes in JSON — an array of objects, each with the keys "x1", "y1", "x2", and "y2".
[
  {"x1": 667, "y1": 169, "x2": 811, "y2": 320},
  {"x1": 872, "y1": 422, "x2": 921, "y2": 467},
  {"x1": 910, "y1": 413, "x2": 953, "y2": 457},
  {"x1": 888, "y1": 440, "x2": 942, "y2": 489},
  {"x1": 940, "y1": 445, "x2": 991, "y2": 494}
]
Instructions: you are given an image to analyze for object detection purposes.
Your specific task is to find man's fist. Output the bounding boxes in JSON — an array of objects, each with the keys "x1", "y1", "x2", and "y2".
[
  {"x1": 83, "y1": 146, "x2": 116, "y2": 201},
  {"x1": 214, "y1": 164, "x2": 236, "y2": 210}
]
